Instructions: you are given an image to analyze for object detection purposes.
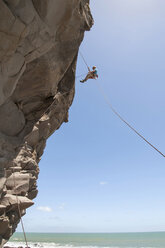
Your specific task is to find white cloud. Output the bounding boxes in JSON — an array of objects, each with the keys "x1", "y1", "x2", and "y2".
[
  {"x1": 99, "y1": 181, "x2": 108, "y2": 185},
  {"x1": 37, "y1": 206, "x2": 53, "y2": 212}
]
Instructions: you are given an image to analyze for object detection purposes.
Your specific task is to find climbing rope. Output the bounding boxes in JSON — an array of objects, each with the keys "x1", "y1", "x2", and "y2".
[
  {"x1": 79, "y1": 51, "x2": 90, "y2": 72},
  {"x1": 12, "y1": 168, "x2": 29, "y2": 248},
  {"x1": 96, "y1": 81, "x2": 165, "y2": 158},
  {"x1": 79, "y1": 51, "x2": 165, "y2": 158}
]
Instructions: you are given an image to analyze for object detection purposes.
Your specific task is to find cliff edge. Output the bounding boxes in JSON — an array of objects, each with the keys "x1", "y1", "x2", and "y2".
[{"x1": 0, "y1": 0, "x2": 93, "y2": 246}]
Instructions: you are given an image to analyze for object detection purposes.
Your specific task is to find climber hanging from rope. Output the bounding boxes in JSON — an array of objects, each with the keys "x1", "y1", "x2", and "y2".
[
  {"x1": 79, "y1": 51, "x2": 164, "y2": 158},
  {"x1": 80, "y1": 66, "x2": 98, "y2": 83}
]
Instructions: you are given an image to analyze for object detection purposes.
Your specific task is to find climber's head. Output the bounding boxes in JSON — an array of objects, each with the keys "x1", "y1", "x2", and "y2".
[{"x1": 92, "y1": 66, "x2": 96, "y2": 70}]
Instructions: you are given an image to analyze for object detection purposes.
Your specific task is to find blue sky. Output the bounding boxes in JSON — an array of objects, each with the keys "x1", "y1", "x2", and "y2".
[{"x1": 18, "y1": 0, "x2": 165, "y2": 233}]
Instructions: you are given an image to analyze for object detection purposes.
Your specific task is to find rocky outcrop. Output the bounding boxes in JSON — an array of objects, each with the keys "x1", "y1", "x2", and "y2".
[{"x1": 0, "y1": 0, "x2": 93, "y2": 246}]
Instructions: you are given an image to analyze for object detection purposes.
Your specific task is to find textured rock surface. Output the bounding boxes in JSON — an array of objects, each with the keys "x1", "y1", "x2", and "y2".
[{"x1": 0, "y1": 0, "x2": 93, "y2": 246}]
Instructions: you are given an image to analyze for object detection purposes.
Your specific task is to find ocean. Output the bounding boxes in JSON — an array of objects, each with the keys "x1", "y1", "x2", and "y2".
[{"x1": 6, "y1": 232, "x2": 165, "y2": 248}]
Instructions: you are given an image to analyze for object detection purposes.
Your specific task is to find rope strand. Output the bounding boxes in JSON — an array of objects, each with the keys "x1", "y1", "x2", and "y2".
[
  {"x1": 79, "y1": 51, "x2": 91, "y2": 72},
  {"x1": 12, "y1": 169, "x2": 29, "y2": 248},
  {"x1": 96, "y1": 81, "x2": 165, "y2": 158}
]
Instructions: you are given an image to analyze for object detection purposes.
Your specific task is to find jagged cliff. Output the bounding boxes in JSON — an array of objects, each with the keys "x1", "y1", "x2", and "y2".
[{"x1": 0, "y1": 0, "x2": 93, "y2": 246}]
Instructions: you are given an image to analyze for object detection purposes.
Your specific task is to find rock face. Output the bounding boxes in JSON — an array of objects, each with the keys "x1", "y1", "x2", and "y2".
[{"x1": 0, "y1": 0, "x2": 93, "y2": 246}]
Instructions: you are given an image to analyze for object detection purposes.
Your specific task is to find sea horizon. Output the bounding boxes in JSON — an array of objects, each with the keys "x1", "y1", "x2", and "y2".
[{"x1": 7, "y1": 231, "x2": 165, "y2": 248}]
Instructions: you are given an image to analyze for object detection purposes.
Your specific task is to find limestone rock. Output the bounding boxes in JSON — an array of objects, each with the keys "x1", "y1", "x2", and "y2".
[
  {"x1": 0, "y1": 100, "x2": 25, "y2": 136},
  {"x1": 6, "y1": 172, "x2": 31, "y2": 195},
  {"x1": 0, "y1": 205, "x2": 6, "y2": 215},
  {"x1": 0, "y1": 216, "x2": 10, "y2": 236},
  {"x1": 0, "y1": 0, "x2": 93, "y2": 246},
  {"x1": 1, "y1": 194, "x2": 34, "y2": 211},
  {"x1": 24, "y1": 126, "x2": 40, "y2": 147},
  {"x1": 0, "y1": 177, "x2": 6, "y2": 196}
]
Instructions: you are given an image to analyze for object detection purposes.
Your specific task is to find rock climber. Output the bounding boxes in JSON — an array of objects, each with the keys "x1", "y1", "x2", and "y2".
[{"x1": 80, "y1": 66, "x2": 98, "y2": 83}]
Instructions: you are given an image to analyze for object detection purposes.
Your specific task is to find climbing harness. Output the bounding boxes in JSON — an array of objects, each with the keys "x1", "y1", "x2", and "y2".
[
  {"x1": 12, "y1": 168, "x2": 29, "y2": 248},
  {"x1": 79, "y1": 51, "x2": 165, "y2": 158}
]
